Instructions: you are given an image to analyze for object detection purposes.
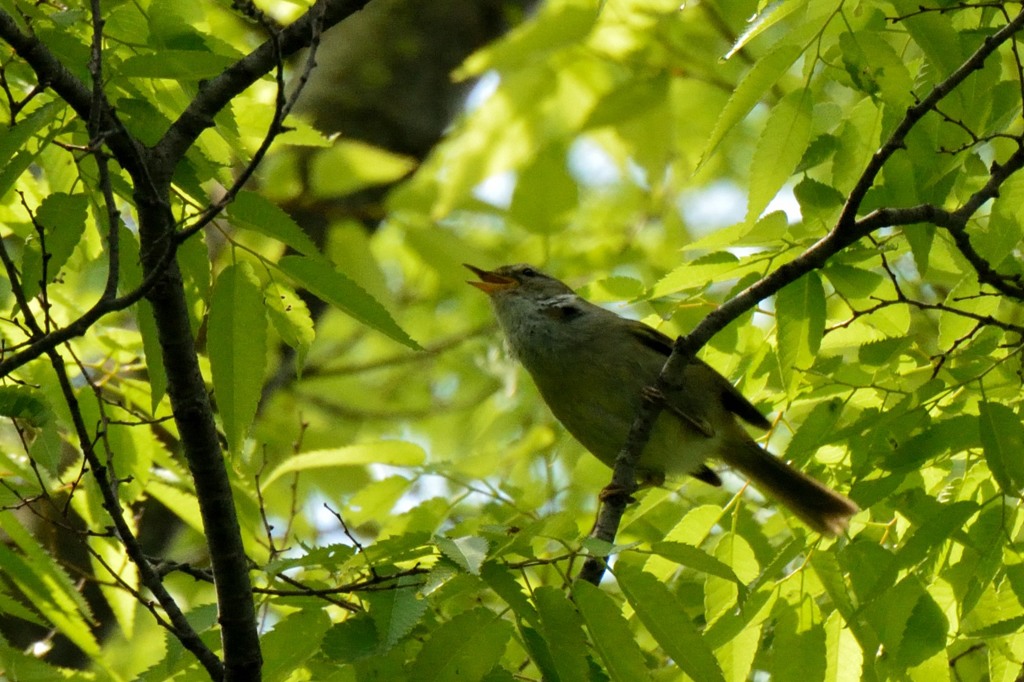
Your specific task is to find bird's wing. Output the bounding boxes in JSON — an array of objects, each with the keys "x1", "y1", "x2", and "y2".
[{"x1": 627, "y1": 319, "x2": 771, "y2": 431}]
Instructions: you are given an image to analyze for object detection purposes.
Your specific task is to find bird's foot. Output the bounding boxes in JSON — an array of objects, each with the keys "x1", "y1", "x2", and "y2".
[
  {"x1": 641, "y1": 385, "x2": 665, "y2": 405},
  {"x1": 598, "y1": 483, "x2": 636, "y2": 504}
]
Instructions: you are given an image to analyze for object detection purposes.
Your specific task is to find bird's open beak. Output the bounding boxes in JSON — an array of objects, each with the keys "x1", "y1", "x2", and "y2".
[{"x1": 464, "y1": 264, "x2": 518, "y2": 295}]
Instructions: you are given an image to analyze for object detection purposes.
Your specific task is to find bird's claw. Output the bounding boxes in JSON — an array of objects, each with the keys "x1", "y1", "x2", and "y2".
[
  {"x1": 599, "y1": 483, "x2": 636, "y2": 504},
  {"x1": 641, "y1": 386, "x2": 665, "y2": 405}
]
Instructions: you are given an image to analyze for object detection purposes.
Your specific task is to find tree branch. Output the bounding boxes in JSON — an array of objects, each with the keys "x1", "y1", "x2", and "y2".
[
  {"x1": 154, "y1": 0, "x2": 370, "y2": 166},
  {"x1": 577, "y1": 6, "x2": 1024, "y2": 585}
]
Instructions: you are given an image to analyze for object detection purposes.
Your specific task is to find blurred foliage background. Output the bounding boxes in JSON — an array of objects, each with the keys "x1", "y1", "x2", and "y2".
[{"x1": 2, "y1": 0, "x2": 1024, "y2": 679}]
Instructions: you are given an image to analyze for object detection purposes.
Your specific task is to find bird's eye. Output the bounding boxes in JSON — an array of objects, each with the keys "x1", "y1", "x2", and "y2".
[{"x1": 521, "y1": 267, "x2": 537, "y2": 277}]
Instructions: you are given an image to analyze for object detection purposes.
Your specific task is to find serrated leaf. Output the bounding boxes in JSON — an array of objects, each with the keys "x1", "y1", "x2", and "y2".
[
  {"x1": 649, "y1": 541, "x2": 743, "y2": 585},
  {"x1": 784, "y1": 399, "x2": 844, "y2": 465},
  {"x1": 857, "y1": 337, "x2": 911, "y2": 366},
  {"x1": 277, "y1": 255, "x2": 420, "y2": 350},
  {"x1": 574, "y1": 581, "x2": 648, "y2": 681},
  {"x1": 863, "y1": 576, "x2": 947, "y2": 668},
  {"x1": 966, "y1": 613, "x2": 1024, "y2": 638},
  {"x1": 979, "y1": 402, "x2": 1024, "y2": 495},
  {"x1": 746, "y1": 90, "x2": 812, "y2": 224},
  {"x1": 0, "y1": 101, "x2": 62, "y2": 168},
  {"x1": 261, "y1": 608, "x2": 332, "y2": 682},
  {"x1": 534, "y1": 586, "x2": 590, "y2": 682},
  {"x1": 408, "y1": 608, "x2": 513, "y2": 682},
  {"x1": 35, "y1": 192, "x2": 88, "y2": 284},
  {"x1": 146, "y1": 476, "x2": 205, "y2": 532},
  {"x1": 518, "y1": 624, "x2": 560, "y2": 681},
  {"x1": 0, "y1": 385, "x2": 51, "y2": 427},
  {"x1": 365, "y1": 580, "x2": 427, "y2": 650},
  {"x1": 208, "y1": 263, "x2": 266, "y2": 453},
  {"x1": 727, "y1": 0, "x2": 804, "y2": 58},
  {"x1": 616, "y1": 566, "x2": 726, "y2": 682},
  {"x1": 776, "y1": 272, "x2": 826, "y2": 372},
  {"x1": 0, "y1": 515, "x2": 99, "y2": 656},
  {"x1": 651, "y1": 252, "x2": 742, "y2": 298},
  {"x1": 261, "y1": 441, "x2": 426, "y2": 488},
  {"x1": 435, "y1": 535, "x2": 489, "y2": 575},
  {"x1": 823, "y1": 610, "x2": 863, "y2": 682},
  {"x1": 701, "y1": 44, "x2": 802, "y2": 167},
  {"x1": 480, "y1": 562, "x2": 540, "y2": 628},
  {"x1": 896, "y1": 588, "x2": 948, "y2": 667},
  {"x1": 229, "y1": 191, "x2": 320, "y2": 257},
  {"x1": 265, "y1": 282, "x2": 315, "y2": 373}
]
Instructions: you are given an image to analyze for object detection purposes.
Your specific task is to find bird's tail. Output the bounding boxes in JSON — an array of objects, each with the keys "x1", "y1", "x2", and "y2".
[{"x1": 725, "y1": 439, "x2": 858, "y2": 535}]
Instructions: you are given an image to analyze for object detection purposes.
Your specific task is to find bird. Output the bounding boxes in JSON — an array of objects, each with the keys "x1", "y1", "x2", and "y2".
[{"x1": 466, "y1": 263, "x2": 858, "y2": 535}]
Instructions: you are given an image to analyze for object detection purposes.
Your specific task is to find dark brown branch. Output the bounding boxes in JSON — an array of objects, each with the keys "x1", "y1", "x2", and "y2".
[
  {"x1": 154, "y1": 0, "x2": 370, "y2": 166},
  {"x1": 46, "y1": 348, "x2": 223, "y2": 678},
  {"x1": 176, "y1": 0, "x2": 328, "y2": 243}
]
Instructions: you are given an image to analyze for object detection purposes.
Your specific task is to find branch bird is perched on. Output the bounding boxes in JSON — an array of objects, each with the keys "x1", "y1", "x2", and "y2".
[{"x1": 466, "y1": 263, "x2": 858, "y2": 535}]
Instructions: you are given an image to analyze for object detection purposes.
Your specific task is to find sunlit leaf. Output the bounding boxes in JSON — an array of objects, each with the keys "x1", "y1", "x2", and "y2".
[
  {"x1": 208, "y1": 262, "x2": 267, "y2": 453},
  {"x1": 277, "y1": 255, "x2": 420, "y2": 350},
  {"x1": 574, "y1": 581, "x2": 648, "y2": 681},
  {"x1": 616, "y1": 566, "x2": 726, "y2": 682},
  {"x1": 408, "y1": 608, "x2": 513, "y2": 682},
  {"x1": 261, "y1": 441, "x2": 426, "y2": 488}
]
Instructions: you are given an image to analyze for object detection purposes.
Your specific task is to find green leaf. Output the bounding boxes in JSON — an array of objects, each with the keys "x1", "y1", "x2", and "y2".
[
  {"x1": 509, "y1": 144, "x2": 578, "y2": 233},
  {"x1": 322, "y1": 616, "x2": 379, "y2": 661},
  {"x1": 727, "y1": 0, "x2": 804, "y2": 58},
  {"x1": 967, "y1": 613, "x2": 1024, "y2": 638},
  {"x1": 896, "y1": 587, "x2": 949, "y2": 668},
  {"x1": 616, "y1": 566, "x2": 726, "y2": 682},
  {"x1": 574, "y1": 581, "x2": 648, "y2": 681},
  {"x1": 309, "y1": 140, "x2": 417, "y2": 197},
  {"x1": 261, "y1": 441, "x2": 426, "y2": 488},
  {"x1": 228, "y1": 191, "x2": 321, "y2": 257},
  {"x1": 261, "y1": 608, "x2": 332, "y2": 682},
  {"x1": 534, "y1": 586, "x2": 590, "y2": 682},
  {"x1": 0, "y1": 514, "x2": 99, "y2": 657},
  {"x1": 435, "y1": 535, "x2": 489, "y2": 575},
  {"x1": 118, "y1": 226, "x2": 167, "y2": 409},
  {"x1": 518, "y1": 625, "x2": 561, "y2": 681},
  {"x1": 700, "y1": 44, "x2": 802, "y2": 167},
  {"x1": 277, "y1": 255, "x2": 420, "y2": 350},
  {"x1": 365, "y1": 580, "x2": 427, "y2": 650},
  {"x1": 823, "y1": 610, "x2": 864, "y2": 682},
  {"x1": 36, "y1": 192, "x2": 88, "y2": 276},
  {"x1": 0, "y1": 385, "x2": 51, "y2": 427},
  {"x1": 457, "y1": 0, "x2": 598, "y2": 77},
  {"x1": 784, "y1": 399, "x2": 844, "y2": 465},
  {"x1": 408, "y1": 608, "x2": 513, "y2": 682},
  {"x1": 651, "y1": 251, "x2": 742, "y2": 298},
  {"x1": 863, "y1": 575, "x2": 948, "y2": 669},
  {"x1": 265, "y1": 282, "x2": 315, "y2": 373},
  {"x1": 979, "y1": 402, "x2": 1024, "y2": 495},
  {"x1": 746, "y1": 90, "x2": 812, "y2": 224},
  {"x1": 771, "y1": 606, "x2": 826, "y2": 682},
  {"x1": 480, "y1": 562, "x2": 540, "y2": 629},
  {"x1": 776, "y1": 272, "x2": 826, "y2": 372},
  {"x1": 120, "y1": 50, "x2": 236, "y2": 79},
  {"x1": 0, "y1": 101, "x2": 62, "y2": 168},
  {"x1": 649, "y1": 541, "x2": 743, "y2": 586},
  {"x1": 208, "y1": 262, "x2": 267, "y2": 453}
]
